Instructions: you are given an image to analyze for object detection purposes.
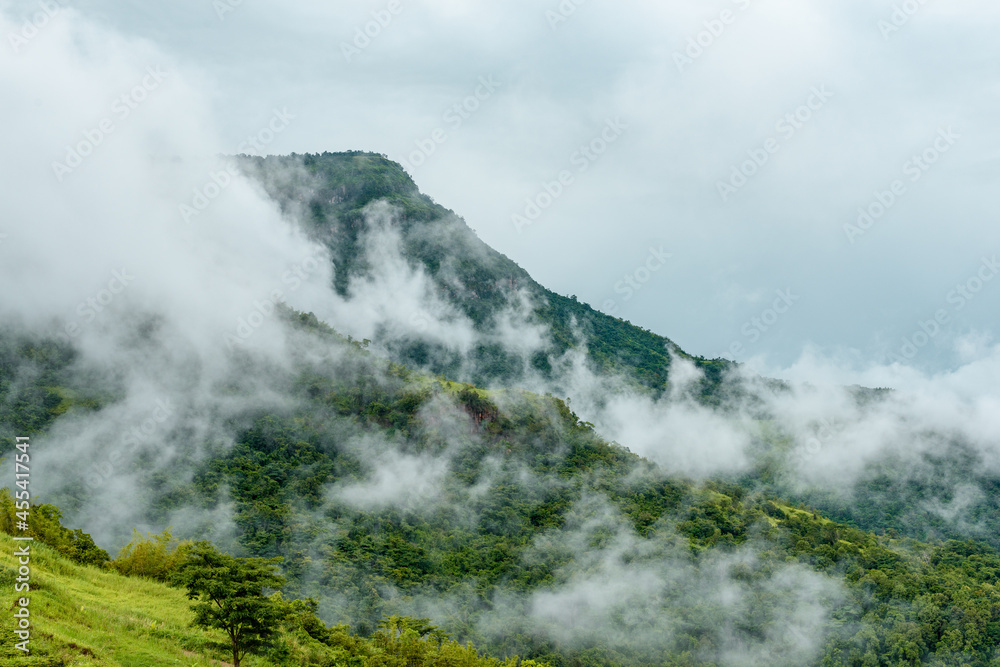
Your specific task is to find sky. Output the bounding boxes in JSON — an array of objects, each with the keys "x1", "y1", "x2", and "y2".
[
  {"x1": 4, "y1": 8, "x2": 1000, "y2": 653},
  {"x1": 2, "y1": 0, "x2": 999, "y2": 374}
]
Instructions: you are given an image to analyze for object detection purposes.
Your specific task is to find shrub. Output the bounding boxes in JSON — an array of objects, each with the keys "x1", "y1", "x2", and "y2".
[{"x1": 111, "y1": 527, "x2": 192, "y2": 581}]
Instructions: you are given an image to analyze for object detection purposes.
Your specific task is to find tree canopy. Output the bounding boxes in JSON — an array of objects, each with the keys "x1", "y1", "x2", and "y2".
[{"x1": 171, "y1": 541, "x2": 287, "y2": 667}]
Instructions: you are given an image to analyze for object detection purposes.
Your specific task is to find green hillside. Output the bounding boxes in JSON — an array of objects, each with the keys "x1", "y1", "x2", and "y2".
[
  {"x1": 2, "y1": 154, "x2": 999, "y2": 666},
  {"x1": 0, "y1": 529, "x2": 230, "y2": 666},
  {"x1": 5, "y1": 313, "x2": 1000, "y2": 666},
  {"x1": 4, "y1": 474, "x2": 1000, "y2": 666},
  {"x1": 0, "y1": 525, "x2": 540, "y2": 667}
]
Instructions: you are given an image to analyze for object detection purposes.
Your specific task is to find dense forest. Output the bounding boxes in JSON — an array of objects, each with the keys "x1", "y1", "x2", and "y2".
[
  {"x1": 2, "y1": 153, "x2": 999, "y2": 666},
  {"x1": 3, "y1": 306, "x2": 1000, "y2": 666}
]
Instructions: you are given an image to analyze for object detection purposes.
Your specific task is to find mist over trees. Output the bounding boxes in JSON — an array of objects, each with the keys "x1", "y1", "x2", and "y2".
[{"x1": 1, "y1": 147, "x2": 999, "y2": 664}]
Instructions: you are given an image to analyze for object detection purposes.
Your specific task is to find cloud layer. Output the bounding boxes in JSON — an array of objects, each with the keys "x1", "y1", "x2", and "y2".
[{"x1": 9, "y1": 0, "x2": 994, "y2": 369}]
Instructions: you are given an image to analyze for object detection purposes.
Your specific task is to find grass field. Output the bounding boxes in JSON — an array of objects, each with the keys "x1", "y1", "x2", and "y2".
[{"x1": 0, "y1": 531, "x2": 250, "y2": 667}]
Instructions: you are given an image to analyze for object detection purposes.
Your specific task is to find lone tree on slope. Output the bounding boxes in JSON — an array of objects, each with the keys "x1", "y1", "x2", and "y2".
[{"x1": 172, "y1": 541, "x2": 286, "y2": 667}]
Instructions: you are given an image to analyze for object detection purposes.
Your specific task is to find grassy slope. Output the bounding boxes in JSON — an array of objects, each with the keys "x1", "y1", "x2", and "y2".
[
  {"x1": 0, "y1": 532, "x2": 233, "y2": 667},
  {"x1": 0, "y1": 528, "x2": 538, "y2": 667}
]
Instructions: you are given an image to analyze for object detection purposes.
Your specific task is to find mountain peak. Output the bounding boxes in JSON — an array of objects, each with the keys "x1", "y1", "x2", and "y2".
[{"x1": 239, "y1": 151, "x2": 734, "y2": 399}]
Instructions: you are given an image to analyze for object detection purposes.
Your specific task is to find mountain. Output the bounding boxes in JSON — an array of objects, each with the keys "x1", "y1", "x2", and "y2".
[
  {"x1": 5, "y1": 372, "x2": 1000, "y2": 667},
  {"x1": 239, "y1": 151, "x2": 735, "y2": 402},
  {"x1": 2, "y1": 152, "x2": 1000, "y2": 667}
]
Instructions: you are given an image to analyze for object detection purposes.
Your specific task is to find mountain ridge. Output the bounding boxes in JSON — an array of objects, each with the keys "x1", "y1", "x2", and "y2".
[{"x1": 238, "y1": 151, "x2": 736, "y2": 401}]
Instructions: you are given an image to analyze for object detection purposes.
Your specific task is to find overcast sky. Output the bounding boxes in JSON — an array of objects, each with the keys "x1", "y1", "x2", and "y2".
[{"x1": 3, "y1": 0, "x2": 999, "y2": 375}]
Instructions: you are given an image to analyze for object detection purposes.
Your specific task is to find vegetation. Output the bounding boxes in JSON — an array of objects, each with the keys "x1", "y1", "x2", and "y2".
[
  {"x1": 110, "y1": 528, "x2": 192, "y2": 581},
  {"x1": 5, "y1": 474, "x2": 1000, "y2": 665},
  {"x1": 0, "y1": 331, "x2": 103, "y2": 451},
  {"x1": 172, "y1": 542, "x2": 287, "y2": 667},
  {"x1": 143, "y1": 321, "x2": 1000, "y2": 665},
  {"x1": 240, "y1": 152, "x2": 734, "y2": 398},
  {"x1": 0, "y1": 519, "x2": 546, "y2": 667},
  {"x1": 2, "y1": 152, "x2": 999, "y2": 665},
  {"x1": 0, "y1": 488, "x2": 109, "y2": 566},
  {"x1": 4, "y1": 306, "x2": 1000, "y2": 665}
]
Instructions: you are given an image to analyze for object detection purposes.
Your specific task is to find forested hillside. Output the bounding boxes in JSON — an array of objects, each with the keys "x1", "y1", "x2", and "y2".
[
  {"x1": 1, "y1": 153, "x2": 999, "y2": 666},
  {"x1": 3, "y1": 310, "x2": 1000, "y2": 666},
  {"x1": 0, "y1": 521, "x2": 538, "y2": 667}
]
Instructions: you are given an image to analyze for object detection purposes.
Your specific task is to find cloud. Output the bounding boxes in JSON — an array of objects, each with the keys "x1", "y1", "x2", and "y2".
[
  {"x1": 333, "y1": 447, "x2": 451, "y2": 511},
  {"x1": 3, "y1": 4, "x2": 1000, "y2": 661},
  {"x1": 474, "y1": 495, "x2": 846, "y2": 666},
  {"x1": 323, "y1": 201, "x2": 480, "y2": 355},
  {"x1": 0, "y1": 7, "x2": 341, "y2": 545},
  {"x1": 7, "y1": 1, "x2": 996, "y2": 370}
]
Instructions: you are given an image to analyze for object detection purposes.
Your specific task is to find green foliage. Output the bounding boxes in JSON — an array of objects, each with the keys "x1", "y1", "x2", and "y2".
[
  {"x1": 366, "y1": 615, "x2": 532, "y2": 667},
  {"x1": 0, "y1": 331, "x2": 106, "y2": 450},
  {"x1": 172, "y1": 541, "x2": 288, "y2": 667},
  {"x1": 678, "y1": 490, "x2": 757, "y2": 547},
  {"x1": 539, "y1": 292, "x2": 734, "y2": 400},
  {"x1": 110, "y1": 527, "x2": 193, "y2": 581},
  {"x1": 0, "y1": 529, "x2": 544, "y2": 667},
  {"x1": 273, "y1": 605, "x2": 543, "y2": 667},
  {"x1": 7, "y1": 315, "x2": 1000, "y2": 666},
  {"x1": 0, "y1": 487, "x2": 109, "y2": 565},
  {"x1": 6, "y1": 152, "x2": 1000, "y2": 665},
  {"x1": 749, "y1": 423, "x2": 1000, "y2": 553},
  {"x1": 728, "y1": 502, "x2": 1000, "y2": 666}
]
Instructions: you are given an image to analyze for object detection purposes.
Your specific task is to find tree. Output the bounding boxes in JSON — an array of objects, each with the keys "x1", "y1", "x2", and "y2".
[{"x1": 172, "y1": 541, "x2": 287, "y2": 667}]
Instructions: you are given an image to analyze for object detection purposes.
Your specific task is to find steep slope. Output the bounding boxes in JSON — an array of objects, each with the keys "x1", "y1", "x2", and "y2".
[
  {"x1": 239, "y1": 152, "x2": 733, "y2": 399},
  {"x1": 0, "y1": 530, "x2": 232, "y2": 666}
]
